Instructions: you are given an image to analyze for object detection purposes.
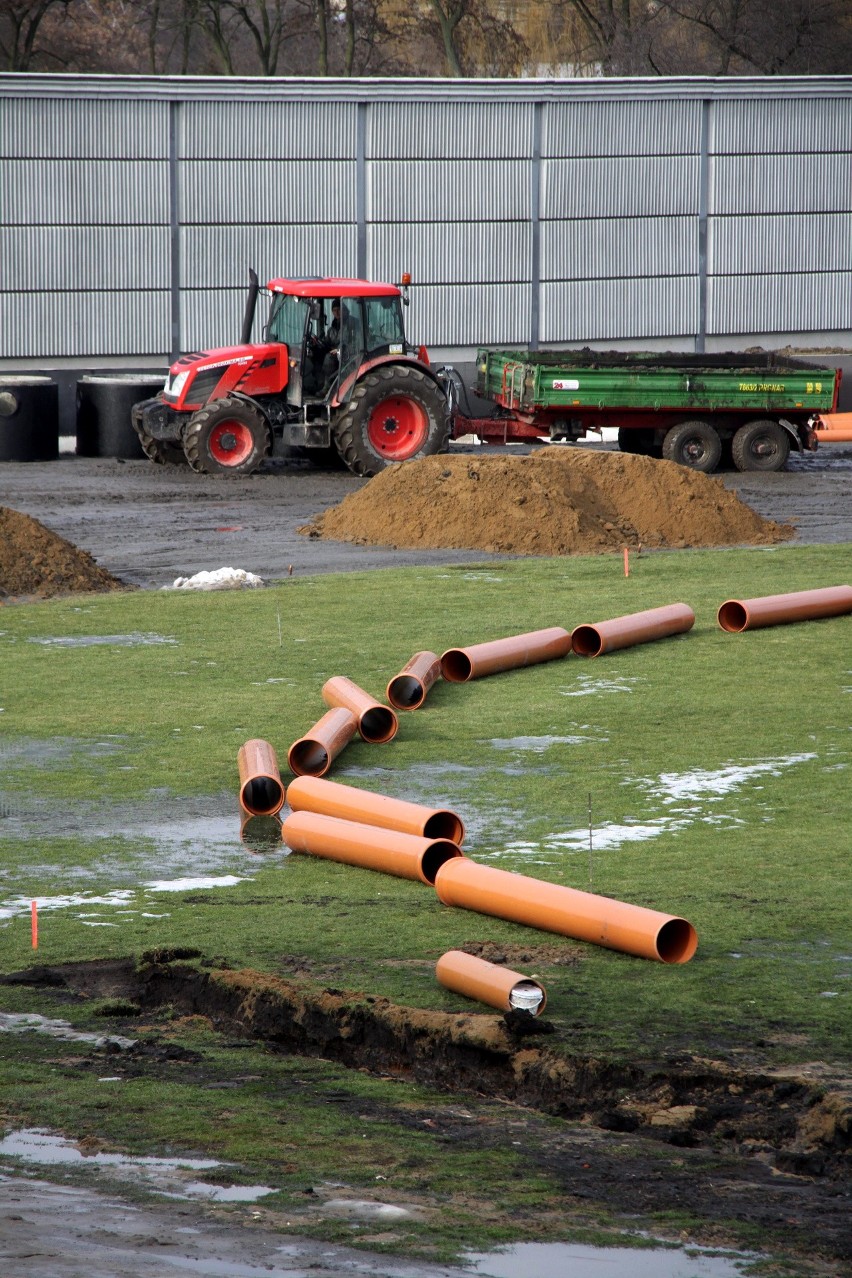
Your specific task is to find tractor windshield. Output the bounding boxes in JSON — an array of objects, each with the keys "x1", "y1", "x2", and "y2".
[
  {"x1": 362, "y1": 295, "x2": 405, "y2": 352},
  {"x1": 267, "y1": 293, "x2": 310, "y2": 347}
]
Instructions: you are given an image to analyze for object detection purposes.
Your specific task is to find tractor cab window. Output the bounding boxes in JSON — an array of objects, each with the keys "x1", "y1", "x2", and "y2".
[
  {"x1": 363, "y1": 295, "x2": 405, "y2": 354},
  {"x1": 267, "y1": 293, "x2": 311, "y2": 348}
]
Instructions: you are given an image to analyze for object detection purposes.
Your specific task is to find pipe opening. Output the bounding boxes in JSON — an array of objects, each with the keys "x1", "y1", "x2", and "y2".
[
  {"x1": 241, "y1": 775, "x2": 284, "y2": 816},
  {"x1": 359, "y1": 706, "x2": 398, "y2": 743},
  {"x1": 287, "y1": 741, "x2": 330, "y2": 777},
  {"x1": 570, "y1": 625, "x2": 603, "y2": 657},
  {"x1": 420, "y1": 840, "x2": 463, "y2": 886},
  {"x1": 509, "y1": 980, "x2": 545, "y2": 1016},
  {"x1": 422, "y1": 811, "x2": 465, "y2": 844},
  {"x1": 655, "y1": 917, "x2": 698, "y2": 964},
  {"x1": 717, "y1": 601, "x2": 748, "y2": 633},
  {"x1": 387, "y1": 674, "x2": 424, "y2": 710},
  {"x1": 440, "y1": 650, "x2": 472, "y2": 682}
]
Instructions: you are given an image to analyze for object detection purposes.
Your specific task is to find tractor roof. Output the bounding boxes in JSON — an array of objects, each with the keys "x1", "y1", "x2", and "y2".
[{"x1": 267, "y1": 277, "x2": 401, "y2": 298}]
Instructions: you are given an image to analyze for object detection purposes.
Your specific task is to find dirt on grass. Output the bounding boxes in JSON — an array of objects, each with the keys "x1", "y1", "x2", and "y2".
[
  {"x1": 0, "y1": 505, "x2": 127, "y2": 601},
  {"x1": 299, "y1": 450, "x2": 795, "y2": 555}
]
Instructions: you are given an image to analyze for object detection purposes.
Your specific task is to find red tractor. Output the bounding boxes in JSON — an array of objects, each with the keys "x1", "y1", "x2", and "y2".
[{"x1": 132, "y1": 271, "x2": 451, "y2": 477}]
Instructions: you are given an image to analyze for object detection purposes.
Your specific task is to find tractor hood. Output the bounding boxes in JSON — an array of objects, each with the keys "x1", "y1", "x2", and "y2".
[{"x1": 163, "y1": 343, "x2": 288, "y2": 410}]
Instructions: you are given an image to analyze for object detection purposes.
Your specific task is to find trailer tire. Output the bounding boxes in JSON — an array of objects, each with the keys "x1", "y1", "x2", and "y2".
[
  {"x1": 183, "y1": 398, "x2": 271, "y2": 475},
  {"x1": 332, "y1": 366, "x2": 450, "y2": 477},
  {"x1": 662, "y1": 420, "x2": 722, "y2": 473},
  {"x1": 731, "y1": 419, "x2": 790, "y2": 473}
]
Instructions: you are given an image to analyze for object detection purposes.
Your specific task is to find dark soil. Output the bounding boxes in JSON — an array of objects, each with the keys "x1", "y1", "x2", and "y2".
[
  {"x1": 3, "y1": 955, "x2": 849, "y2": 1271},
  {"x1": 0, "y1": 505, "x2": 127, "y2": 600}
]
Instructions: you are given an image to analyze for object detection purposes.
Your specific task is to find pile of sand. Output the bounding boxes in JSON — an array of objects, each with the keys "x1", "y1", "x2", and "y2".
[
  {"x1": 300, "y1": 449, "x2": 794, "y2": 555},
  {"x1": 0, "y1": 506, "x2": 126, "y2": 600}
]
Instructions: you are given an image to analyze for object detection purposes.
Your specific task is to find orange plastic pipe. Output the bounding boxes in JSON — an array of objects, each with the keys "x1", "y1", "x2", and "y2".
[
  {"x1": 813, "y1": 413, "x2": 852, "y2": 441},
  {"x1": 281, "y1": 810, "x2": 463, "y2": 885},
  {"x1": 436, "y1": 950, "x2": 547, "y2": 1016},
  {"x1": 237, "y1": 739, "x2": 285, "y2": 816},
  {"x1": 717, "y1": 585, "x2": 852, "y2": 633},
  {"x1": 287, "y1": 707, "x2": 358, "y2": 777},
  {"x1": 440, "y1": 626, "x2": 573, "y2": 682},
  {"x1": 386, "y1": 650, "x2": 442, "y2": 710},
  {"x1": 321, "y1": 676, "x2": 398, "y2": 743},
  {"x1": 286, "y1": 774, "x2": 465, "y2": 845},
  {"x1": 433, "y1": 858, "x2": 697, "y2": 964},
  {"x1": 571, "y1": 603, "x2": 695, "y2": 657}
]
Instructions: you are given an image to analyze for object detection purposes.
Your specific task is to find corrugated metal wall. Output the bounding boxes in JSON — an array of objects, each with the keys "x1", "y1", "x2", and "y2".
[{"x1": 1, "y1": 76, "x2": 850, "y2": 364}]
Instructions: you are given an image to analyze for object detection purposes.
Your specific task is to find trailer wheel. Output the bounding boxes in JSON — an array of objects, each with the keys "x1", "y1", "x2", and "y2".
[
  {"x1": 662, "y1": 420, "x2": 722, "y2": 473},
  {"x1": 332, "y1": 366, "x2": 450, "y2": 477},
  {"x1": 732, "y1": 419, "x2": 790, "y2": 472},
  {"x1": 183, "y1": 398, "x2": 271, "y2": 475}
]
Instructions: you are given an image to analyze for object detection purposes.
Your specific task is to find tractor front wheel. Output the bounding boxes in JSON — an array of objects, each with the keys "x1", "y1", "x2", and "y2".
[
  {"x1": 183, "y1": 398, "x2": 271, "y2": 475},
  {"x1": 332, "y1": 366, "x2": 450, "y2": 477}
]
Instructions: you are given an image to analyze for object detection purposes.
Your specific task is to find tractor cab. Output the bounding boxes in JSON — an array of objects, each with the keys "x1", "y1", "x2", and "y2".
[{"x1": 265, "y1": 278, "x2": 408, "y2": 408}]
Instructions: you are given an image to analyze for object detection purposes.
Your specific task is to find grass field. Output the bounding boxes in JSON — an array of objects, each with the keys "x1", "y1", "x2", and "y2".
[{"x1": 0, "y1": 540, "x2": 850, "y2": 1271}]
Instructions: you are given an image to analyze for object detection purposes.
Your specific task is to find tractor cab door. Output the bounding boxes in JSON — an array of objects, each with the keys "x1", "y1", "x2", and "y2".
[
  {"x1": 266, "y1": 293, "x2": 313, "y2": 406},
  {"x1": 334, "y1": 294, "x2": 405, "y2": 401}
]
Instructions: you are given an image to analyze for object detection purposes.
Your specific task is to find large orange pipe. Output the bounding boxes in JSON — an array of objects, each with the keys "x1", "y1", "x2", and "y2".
[
  {"x1": 717, "y1": 585, "x2": 852, "y2": 633},
  {"x1": 433, "y1": 858, "x2": 697, "y2": 964},
  {"x1": 287, "y1": 774, "x2": 465, "y2": 844},
  {"x1": 287, "y1": 707, "x2": 358, "y2": 777},
  {"x1": 813, "y1": 413, "x2": 852, "y2": 441},
  {"x1": 281, "y1": 810, "x2": 463, "y2": 885},
  {"x1": 237, "y1": 739, "x2": 285, "y2": 816},
  {"x1": 436, "y1": 950, "x2": 547, "y2": 1016},
  {"x1": 440, "y1": 626, "x2": 572, "y2": 682},
  {"x1": 571, "y1": 603, "x2": 695, "y2": 657},
  {"x1": 386, "y1": 651, "x2": 442, "y2": 710},
  {"x1": 321, "y1": 676, "x2": 398, "y2": 743}
]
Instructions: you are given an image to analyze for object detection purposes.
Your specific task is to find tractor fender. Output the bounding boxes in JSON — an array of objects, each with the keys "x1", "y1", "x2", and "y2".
[{"x1": 332, "y1": 354, "x2": 447, "y2": 410}]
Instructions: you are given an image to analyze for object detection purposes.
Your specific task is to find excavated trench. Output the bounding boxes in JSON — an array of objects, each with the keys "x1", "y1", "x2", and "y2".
[{"x1": 4, "y1": 951, "x2": 849, "y2": 1185}]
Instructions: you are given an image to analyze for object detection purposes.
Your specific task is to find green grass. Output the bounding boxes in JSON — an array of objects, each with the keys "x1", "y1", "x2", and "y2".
[{"x1": 0, "y1": 542, "x2": 849, "y2": 1270}]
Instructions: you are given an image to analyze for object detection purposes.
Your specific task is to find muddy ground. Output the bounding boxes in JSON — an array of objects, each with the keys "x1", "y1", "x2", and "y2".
[
  {"x1": 1, "y1": 442, "x2": 851, "y2": 1277},
  {"x1": 1, "y1": 440, "x2": 851, "y2": 592}
]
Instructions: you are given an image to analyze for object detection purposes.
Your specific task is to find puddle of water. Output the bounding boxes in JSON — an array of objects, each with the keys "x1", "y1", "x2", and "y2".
[
  {"x1": 0, "y1": 1012, "x2": 136, "y2": 1048},
  {"x1": 0, "y1": 876, "x2": 246, "y2": 923},
  {"x1": 645, "y1": 754, "x2": 817, "y2": 805},
  {"x1": 0, "y1": 1128, "x2": 275, "y2": 1204},
  {"x1": 145, "y1": 874, "x2": 246, "y2": 893},
  {"x1": 26, "y1": 633, "x2": 178, "y2": 648},
  {"x1": 558, "y1": 675, "x2": 640, "y2": 697},
  {"x1": 487, "y1": 735, "x2": 599, "y2": 752},
  {"x1": 462, "y1": 1240, "x2": 757, "y2": 1278}
]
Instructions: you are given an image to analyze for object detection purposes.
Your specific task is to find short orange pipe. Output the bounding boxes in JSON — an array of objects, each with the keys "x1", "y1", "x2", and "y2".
[
  {"x1": 240, "y1": 812, "x2": 284, "y2": 853},
  {"x1": 440, "y1": 626, "x2": 573, "y2": 682},
  {"x1": 436, "y1": 950, "x2": 547, "y2": 1016},
  {"x1": 813, "y1": 413, "x2": 852, "y2": 441},
  {"x1": 386, "y1": 650, "x2": 442, "y2": 710},
  {"x1": 237, "y1": 739, "x2": 285, "y2": 816},
  {"x1": 281, "y1": 810, "x2": 463, "y2": 885},
  {"x1": 286, "y1": 774, "x2": 465, "y2": 845},
  {"x1": 287, "y1": 707, "x2": 358, "y2": 777},
  {"x1": 321, "y1": 676, "x2": 398, "y2": 743},
  {"x1": 717, "y1": 585, "x2": 852, "y2": 633},
  {"x1": 433, "y1": 858, "x2": 697, "y2": 964},
  {"x1": 571, "y1": 603, "x2": 695, "y2": 657}
]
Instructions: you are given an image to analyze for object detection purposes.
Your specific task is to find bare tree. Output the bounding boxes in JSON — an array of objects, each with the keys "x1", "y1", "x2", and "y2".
[{"x1": 0, "y1": 0, "x2": 67, "y2": 69}]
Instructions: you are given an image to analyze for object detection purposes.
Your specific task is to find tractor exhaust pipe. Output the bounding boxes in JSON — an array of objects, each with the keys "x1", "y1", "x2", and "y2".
[
  {"x1": 240, "y1": 267, "x2": 260, "y2": 344},
  {"x1": 433, "y1": 858, "x2": 697, "y2": 964},
  {"x1": 717, "y1": 585, "x2": 852, "y2": 632},
  {"x1": 286, "y1": 774, "x2": 465, "y2": 844},
  {"x1": 386, "y1": 650, "x2": 442, "y2": 710},
  {"x1": 237, "y1": 739, "x2": 285, "y2": 816},
  {"x1": 570, "y1": 603, "x2": 695, "y2": 658},
  {"x1": 436, "y1": 950, "x2": 547, "y2": 1016},
  {"x1": 440, "y1": 627, "x2": 572, "y2": 683},
  {"x1": 281, "y1": 810, "x2": 463, "y2": 885},
  {"x1": 322, "y1": 677, "x2": 399, "y2": 743},
  {"x1": 287, "y1": 707, "x2": 358, "y2": 777}
]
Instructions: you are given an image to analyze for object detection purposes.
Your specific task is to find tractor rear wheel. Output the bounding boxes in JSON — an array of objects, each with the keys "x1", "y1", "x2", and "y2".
[
  {"x1": 661, "y1": 419, "x2": 722, "y2": 473},
  {"x1": 731, "y1": 419, "x2": 791, "y2": 472},
  {"x1": 183, "y1": 398, "x2": 271, "y2": 475},
  {"x1": 332, "y1": 366, "x2": 450, "y2": 477}
]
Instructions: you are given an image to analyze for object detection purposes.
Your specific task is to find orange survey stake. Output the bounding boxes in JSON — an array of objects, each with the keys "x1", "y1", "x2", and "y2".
[
  {"x1": 433, "y1": 858, "x2": 697, "y2": 964},
  {"x1": 281, "y1": 810, "x2": 462, "y2": 886},
  {"x1": 286, "y1": 774, "x2": 465, "y2": 844}
]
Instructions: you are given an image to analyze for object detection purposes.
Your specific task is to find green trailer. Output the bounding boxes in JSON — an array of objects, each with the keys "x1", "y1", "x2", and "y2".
[{"x1": 454, "y1": 349, "x2": 842, "y2": 472}]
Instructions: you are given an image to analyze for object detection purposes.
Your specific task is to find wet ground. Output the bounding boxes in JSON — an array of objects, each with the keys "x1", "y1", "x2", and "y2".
[
  {"x1": 1, "y1": 442, "x2": 851, "y2": 1277},
  {"x1": 1, "y1": 440, "x2": 850, "y2": 593}
]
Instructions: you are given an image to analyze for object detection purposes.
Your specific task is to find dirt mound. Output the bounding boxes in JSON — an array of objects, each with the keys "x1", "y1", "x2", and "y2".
[
  {"x1": 0, "y1": 505, "x2": 127, "y2": 600},
  {"x1": 300, "y1": 449, "x2": 795, "y2": 555}
]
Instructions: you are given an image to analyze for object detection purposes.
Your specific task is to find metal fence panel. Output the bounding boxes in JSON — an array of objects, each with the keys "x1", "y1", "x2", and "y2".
[
  {"x1": 179, "y1": 100, "x2": 357, "y2": 158},
  {"x1": 711, "y1": 97, "x2": 852, "y2": 154},
  {"x1": 368, "y1": 100, "x2": 533, "y2": 157},
  {"x1": 708, "y1": 213, "x2": 851, "y2": 275},
  {"x1": 180, "y1": 159, "x2": 356, "y2": 225},
  {"x1": 707, "y1": 271, "x2": 852, "y2": 336},
  {"x1": 0, "y1": 227, "x2": 170, "y2": 290},
  {"x1": 1, "y1": 290, "x2": 170, "y2": 358},
  {"x1": 180, "y1": 225, "x2": 357, "y2": 289},
  {"x1": 542, "y1": 156, "x2": 699, "y2": 219},
  {"x1": 3, "y1": 159, "x2": 169, "y2": 225},
  {"x1": 0, "y1": 97, "x2": 167, "y2": 158},
  {"x1": 541, "y1": 216, "x2": 696, "y2": 282},
  {"x1": 369, "y1": 221, "x2": 532, "y2": 284},
  {"x1": 541, "y1": 277, "x2": 699, "y2": 343},
  {"x1": 710, "y1": 154, "x2": 851, "y2": 214},
  {"x1": 542, "y1": 98, "x2": 701, "y2": 157},
  {"x1": 369, "y1": 159, "x2": 531, "y2": 222},
  {"x1": 404, "y1": 284, "x2": 531, "y2": 347}
]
